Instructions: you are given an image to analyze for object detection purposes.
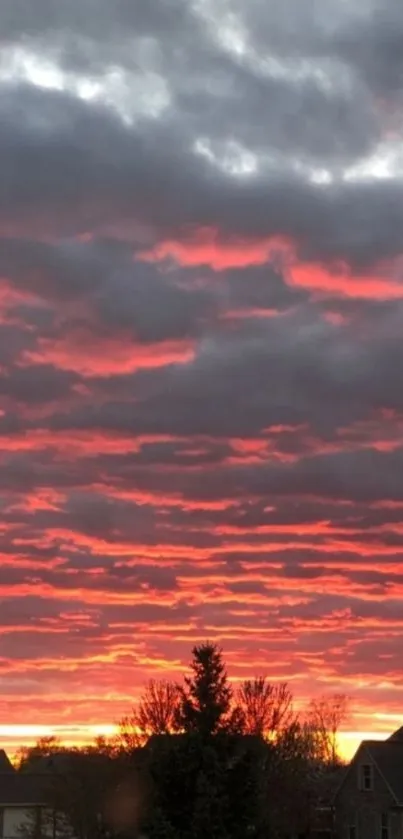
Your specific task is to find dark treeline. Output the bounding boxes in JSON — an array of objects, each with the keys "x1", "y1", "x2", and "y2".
[{"x1": 17, "y1": 643, "x2": 348, "y2": 839}]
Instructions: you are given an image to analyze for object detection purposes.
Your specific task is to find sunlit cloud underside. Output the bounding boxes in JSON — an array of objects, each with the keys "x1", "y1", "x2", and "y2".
[{"x1": 1, "y1": 0, "x2": 403, "y2": 756}]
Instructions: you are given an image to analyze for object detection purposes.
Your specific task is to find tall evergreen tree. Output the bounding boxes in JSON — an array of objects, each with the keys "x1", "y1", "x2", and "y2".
[{"x1": 176, "y1": 643, "x2": 232, "y2": 737}]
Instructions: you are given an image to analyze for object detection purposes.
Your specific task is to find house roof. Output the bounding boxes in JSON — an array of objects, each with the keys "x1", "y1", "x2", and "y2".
[
  {"x1": 0, "y1": 773, "x2": 49, "y2": 806},
  {"x1": 316, "y1": 765, "x2": 347, "y2": 803},
  {"x1": 364, "y1": 740, "x2": 403, "y2": 805},
  {"x1": 334, "y1": 727, "x2": 403, "y2": 806},
  {"x1": 0, "y1": 750, "x2": 15, "y2": 773},
  {"x1": 22, "y1": 751, "x2": 73, "y2": 773}
]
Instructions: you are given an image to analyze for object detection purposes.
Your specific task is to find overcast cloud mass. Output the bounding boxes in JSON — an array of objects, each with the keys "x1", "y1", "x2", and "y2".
[{"x1": 1, "y1": 0, "x2": 403, "y2": 753}]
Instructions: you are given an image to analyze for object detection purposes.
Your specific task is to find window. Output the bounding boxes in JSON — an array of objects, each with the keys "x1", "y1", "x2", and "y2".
[
  {"x1": 381, "y1": 813, "x2": 389, "y2": 839},
  {"x1": 360, "y1": 763, "x2": 373, "y2": 790}
]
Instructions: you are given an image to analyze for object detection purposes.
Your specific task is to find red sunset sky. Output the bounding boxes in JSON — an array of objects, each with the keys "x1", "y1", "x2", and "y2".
[{"x1": 1, "y1": 0, "x2": 403, "y2": 761}]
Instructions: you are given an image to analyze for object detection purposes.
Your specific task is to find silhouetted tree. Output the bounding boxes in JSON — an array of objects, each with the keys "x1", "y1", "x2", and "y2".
[
  {"x1": 308, "y1": 692, "x2": 349, "y2": 764},
  {"x1": 176, "y1": 643, "x2": 233, "y2": 737},
  {"x1": 91, "y1": 735, "x2": 117, "y2": 758},
  {"x1": 146, "y1": 808, "x2": 177, "y2": 839},
  {"x1": 237, "y1": 678, "x2": 293, "y2": 739},
  {"x1": 16, "y1": 646, "x2": 351, "y2": 839},
  {"x1": 16, "y1": 736, "x2": 64, "y2": 771},
  {"x1": 116, "y1": 680, "x2": 179, "y2": 751},
  {"x1": 137, "y1": 679, "x2": 179, "y2": 737},
  {"x1": 114, "y1": 710, "x2": 141, "y2": 753},
  {"x1": 145, "y1": 731, "x2": 271, "y2": 839},
  {"x1": 267, "y1": 719, "x2": 331, "y2": 837},
  {"x1": 192, "y1": 748, "x2": 228, "y2": 839},
  {"x1": 277, "y1": 718, "x2": 327, "y2": 766}
]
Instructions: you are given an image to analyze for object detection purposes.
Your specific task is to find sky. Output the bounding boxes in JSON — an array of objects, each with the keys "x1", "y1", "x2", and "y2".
[{"x1": 1, "y1": 0, "x2": 403, "y2": 761}]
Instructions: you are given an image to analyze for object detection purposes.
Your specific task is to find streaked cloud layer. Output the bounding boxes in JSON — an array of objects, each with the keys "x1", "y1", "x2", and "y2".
[{"x1": 1, "y1": 0, "x2": 403, "y2": 752}]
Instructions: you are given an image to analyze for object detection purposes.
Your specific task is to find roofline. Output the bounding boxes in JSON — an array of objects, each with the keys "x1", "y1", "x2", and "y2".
[
  {"x1": 0, "y1": 802, "x2": 48, "y2": 807},
  {"x1": 0, "y1": 769, "x2": 52, "y2": 778},
  {"x1": 334, "y1": 742, "x2": 400, "y2": 806},
  {"x1": 366, "y1": 748, "x2": 401, "y2": 806},
  {"x1": 333, "y1": 742, "x2": 366, "y2": 801}
]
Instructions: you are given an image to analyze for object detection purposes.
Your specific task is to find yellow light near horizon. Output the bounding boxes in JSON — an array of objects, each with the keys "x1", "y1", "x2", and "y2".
[
  {"x1": 338, "y1": 731, "x2": 387, "y2": 762},
  {"x1": 0, "y1": 724, "x2": 391, "y2": 763},
  {"x1": 0, "y1": 724, "x2": 116, "y2": 738},
  {"x1": 0, "y1": 723, "x2": 118, "y2": 760},
  {"x1": 0, "y1": 725, "x2": 54, "y2": 738}
]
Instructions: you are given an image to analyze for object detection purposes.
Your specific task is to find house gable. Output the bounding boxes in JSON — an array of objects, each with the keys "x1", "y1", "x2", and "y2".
[
  {"x1": 0, "y1": 755, "x2": 14, "y2": 776},
  {"x1": 334, "y1": 741, "x2": 403, "y2": 839},
  {"x1": 335, "y1": 745, "x2": 387, "y2": 803},
  {"x1": 335, "y1": 743, "x2": 401, "y2": 805}
]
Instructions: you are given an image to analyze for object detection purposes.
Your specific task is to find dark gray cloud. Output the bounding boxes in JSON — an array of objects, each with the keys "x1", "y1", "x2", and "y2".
[
  {"x1": 0, "y1": 0, "x2": 198, "y2": 61},
  {"x1": 0, "y1": 364, "x2": 79, "y2": 404},
  {"x1": 0, "y1": 323, "x2": 37, "y2": 365},
  {"x1": 35, "y1": 300, "x2": 403, "y2": 439},
  {"x1": 0, "y1": 80, "x2": 400, "y2": 265}
]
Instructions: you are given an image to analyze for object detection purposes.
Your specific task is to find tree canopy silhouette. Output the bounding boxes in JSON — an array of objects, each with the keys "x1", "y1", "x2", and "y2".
[
  {"x1": 237, "y1": 678, "x2": 293, "y2": 739},
  {"x1": 176, "y1": 643, "x2": 233, "y2": 737}
]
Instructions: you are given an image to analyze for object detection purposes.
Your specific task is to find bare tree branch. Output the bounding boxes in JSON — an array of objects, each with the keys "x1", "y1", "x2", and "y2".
[{"x1": 237, "y1": 678, "x2": 293, "y2": 739}]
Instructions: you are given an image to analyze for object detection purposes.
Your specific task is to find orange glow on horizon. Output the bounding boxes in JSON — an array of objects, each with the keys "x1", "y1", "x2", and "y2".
[{"x1": 0, "y1": 724, "x2": 398, "y2": 764}]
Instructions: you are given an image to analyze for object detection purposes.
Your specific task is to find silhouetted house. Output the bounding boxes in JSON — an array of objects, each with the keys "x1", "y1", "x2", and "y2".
[
  {"x1": 334, "y1": 727, "x2": 403, "y2": 839},
  {"x1": 0, "y1": 753, "x2": 14, "y2": 775},
  {"x1": 0, "y1": 772, "x2": 49, "y2": 839}
]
